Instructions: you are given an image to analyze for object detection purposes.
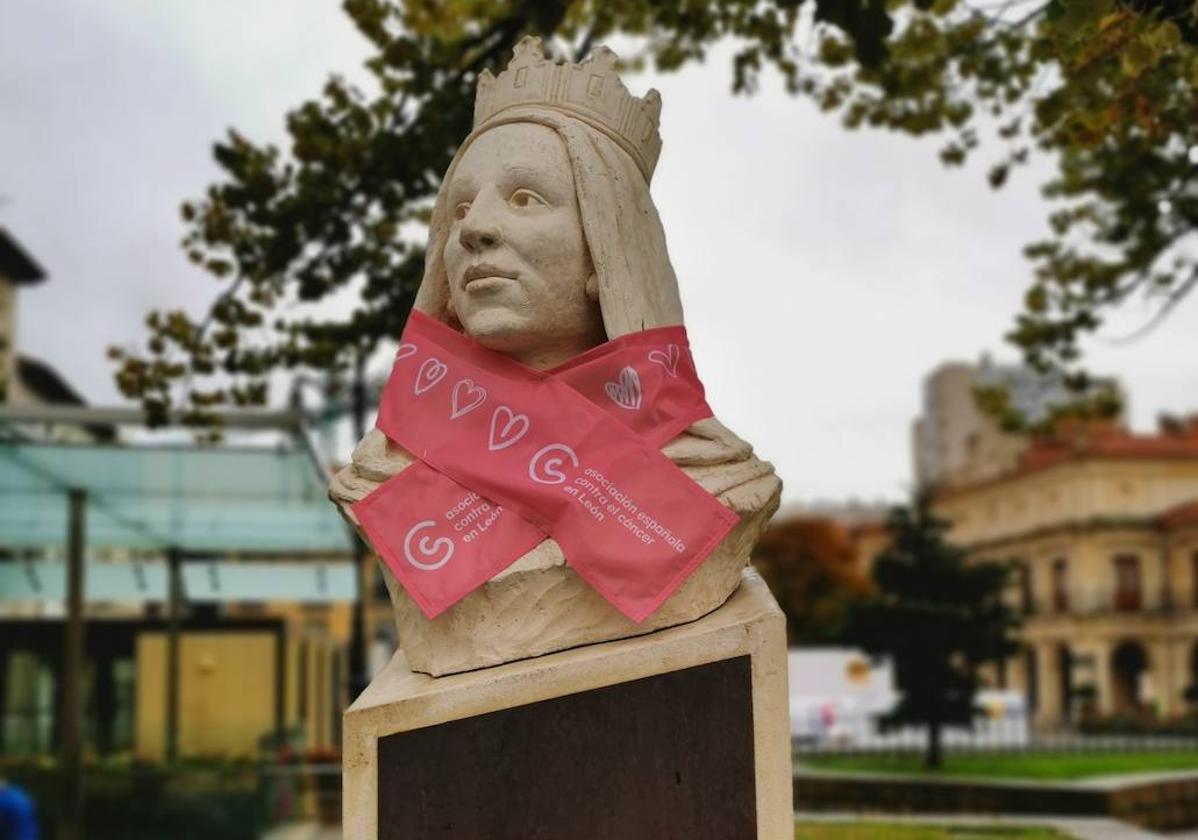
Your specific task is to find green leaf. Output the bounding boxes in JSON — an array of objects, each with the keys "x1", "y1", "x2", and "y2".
[
  {"x1": 1025, "y1": 285, "x2": 1048, "y2": 313},
  {"x1": 1056, "y1": 0, "x2": 1115, "y2": 38},
  {"x1": 813, "y1": 0, "x2": 895, "y2": 67},
  {"x1": 1120, "y1": 38, "x2": 1154, "y2": 77},
  {"x1": 1141, "y1": 21, "x2": 1181, "y2": 54}
]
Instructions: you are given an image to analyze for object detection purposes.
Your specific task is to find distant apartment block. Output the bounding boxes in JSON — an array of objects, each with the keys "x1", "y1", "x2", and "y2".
[{"x1": 912, "y1": 358, "x2": 1123, "y2": 489}]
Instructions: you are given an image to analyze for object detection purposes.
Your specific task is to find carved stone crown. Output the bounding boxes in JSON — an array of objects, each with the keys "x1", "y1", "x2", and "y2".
[{"x1": 474, "y1": 36, "x2": 663, "y2": 182}]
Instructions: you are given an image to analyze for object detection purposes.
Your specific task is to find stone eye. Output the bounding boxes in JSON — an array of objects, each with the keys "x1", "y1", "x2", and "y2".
[
  {"x1": 453, "y1": 202, "x2": 470, "y2": 221},
  {"x1": 510, "y1": 190, "x2": 545, "y2": 209}
]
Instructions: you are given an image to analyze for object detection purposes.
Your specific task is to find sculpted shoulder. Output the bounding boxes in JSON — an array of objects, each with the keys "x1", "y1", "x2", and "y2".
[{"x1": 328, "y1": 429, "x2": 412, "y2": 524}]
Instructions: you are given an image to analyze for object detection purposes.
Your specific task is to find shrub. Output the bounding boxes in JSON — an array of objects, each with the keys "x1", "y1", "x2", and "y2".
[{"x1": 3, "y1": 761, "x2": 266, "y2": 840}]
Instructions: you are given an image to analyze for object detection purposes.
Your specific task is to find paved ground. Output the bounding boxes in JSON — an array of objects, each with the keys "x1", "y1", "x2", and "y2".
[
  {"x1": 264, "y1": 814, "x2": 1196, "y2": 840},
  {"x1": 794, "y1": 760, "x2": 1198, "y2": 790},
  {"x1": 261, "y1": 823, "x2": 341, "y2": 840},
  {"x1": 798, "y1": 811, "x2": 1170, "y2": 839}
]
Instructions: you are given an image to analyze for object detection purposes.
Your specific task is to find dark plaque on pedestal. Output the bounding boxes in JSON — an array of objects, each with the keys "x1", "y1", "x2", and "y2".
[{"x1": 377, "y1": 656, "x2": 756, "y2": 839}]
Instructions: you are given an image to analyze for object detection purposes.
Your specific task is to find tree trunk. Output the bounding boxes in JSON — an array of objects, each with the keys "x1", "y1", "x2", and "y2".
[
  {"x1": 925, "y1": 719, "x2": 943, "y2": 769},
  {"x1": 348, "y1": 351, "x2": 369, "y2": 700}
]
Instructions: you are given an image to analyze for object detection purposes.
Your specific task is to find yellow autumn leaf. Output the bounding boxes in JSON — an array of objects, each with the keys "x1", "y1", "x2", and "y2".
[
  {"x1": 1142, "y1": 21, "x2": 1181, "y2": 54},
  {"x1": 1097, "y1": 9, "x2": 1127, "y2": 33},
  {"x1": 1120, "y1": 38, "x2": 1154, "y2": 77}
]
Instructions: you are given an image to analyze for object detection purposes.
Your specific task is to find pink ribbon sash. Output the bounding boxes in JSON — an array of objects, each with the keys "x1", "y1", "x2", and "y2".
[{"x1": 352, "y1": 311, "x2": 739, "y2": 623}]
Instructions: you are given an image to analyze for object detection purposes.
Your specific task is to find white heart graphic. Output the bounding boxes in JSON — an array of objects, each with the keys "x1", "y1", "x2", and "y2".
[
  {"x1": 450, "y1": 379, "x2": 488, "y2": 420},
  {"x1": 394, "y1": 342, "x2": 418, "y2": 362},
  {"x1": 647, "y1": 344, "x2": 680, "y2": 378},
  {"x1": 414, "y1": 357, "x2": 447, "y2": 395},
  {"x1": 604, "y1": 366, "x2": 642, "y2": 410},
  {"x1": 488, "y1": 406, "x2": 530, "y2": 451}
]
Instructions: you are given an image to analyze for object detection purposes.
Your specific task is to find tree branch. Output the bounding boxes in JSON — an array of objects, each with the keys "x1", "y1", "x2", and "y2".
[
  {"x1": 574, "y1": 19, "x2": 603, "y2": 62},
  {"x1": 1010, "y1": 1, "x2": 1052, "y2": 28},
  {"x1": 1107, "y1": 265, "x2": 1198, "y2": 345}
]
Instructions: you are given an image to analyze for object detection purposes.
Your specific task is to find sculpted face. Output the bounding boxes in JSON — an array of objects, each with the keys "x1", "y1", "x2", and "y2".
[{"x1": 443, "y1": 123, "x2": 606, "y2": 369}]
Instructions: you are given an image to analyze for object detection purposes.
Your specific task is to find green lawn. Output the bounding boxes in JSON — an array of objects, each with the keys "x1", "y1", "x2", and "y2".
[
  {"x1": 795, "y1": 823, "x2": 1068, "y2": 839},
  {"x1": 802, "y1": 751, "x2": 1198, "y2": 780}
]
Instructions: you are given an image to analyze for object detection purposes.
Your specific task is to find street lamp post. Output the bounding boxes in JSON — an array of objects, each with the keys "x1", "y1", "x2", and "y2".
[
  {"x1": 59, "y1": 489, "x2": 86, "y2": 840},
  {"x1": 348, "y1": 351, "x2": 370, "y2": 699}
]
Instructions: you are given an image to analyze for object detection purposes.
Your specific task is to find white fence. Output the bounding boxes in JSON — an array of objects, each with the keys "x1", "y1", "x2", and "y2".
[{"x1": 789, "y1": 648, "x2": 1030, "y2": 751}]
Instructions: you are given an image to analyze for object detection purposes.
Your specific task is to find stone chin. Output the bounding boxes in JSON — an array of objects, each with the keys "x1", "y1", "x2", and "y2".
[
  {"x1": 455, "y1": 304, "x2": 537, "y2": 354},
  {"x1": 455, "y1": 303, "x2": 591, "y2": 364}
]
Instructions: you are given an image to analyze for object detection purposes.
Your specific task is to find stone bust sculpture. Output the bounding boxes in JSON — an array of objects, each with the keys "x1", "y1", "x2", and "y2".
[{"x1": 330, "y1": 37, "x2": 780, "y2": 676}]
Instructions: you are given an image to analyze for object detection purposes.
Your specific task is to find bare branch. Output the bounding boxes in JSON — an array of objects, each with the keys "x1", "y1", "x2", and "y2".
[
  {"x1": 1010, "y1": 1, "x2": 1052, "y2": 28},
  {"x1": 1106, "y1": 266, "x2": 1198, "y2": 345},
  {"x1": 574, "y1": 19, "x2": 602, "y2": 62}
]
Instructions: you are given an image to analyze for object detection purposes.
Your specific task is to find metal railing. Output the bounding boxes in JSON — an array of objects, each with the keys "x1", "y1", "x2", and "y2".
[
  {"x1": 1014, "y1": 586, "x2": 1189, "y2": 617},
  {"x1": 259, "y1": 763, "x2": 342, "y2": 828},
  {"x1": 793, "y1": 719, "x2": 1198, "y2": 758}
]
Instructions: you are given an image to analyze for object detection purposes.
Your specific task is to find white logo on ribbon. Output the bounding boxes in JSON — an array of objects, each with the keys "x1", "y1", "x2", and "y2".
[
  {"x1": 394, "y1": 342, "x2": 418, "y2": 362},
  {"x1": 648, "y1": 344, "x2": 680, "y2": 378},
  {"x1": 450, "y1": 379, "x2": 488, "y2": 420},
  {"x1": 604, "y1": 366, "x2": 642, "y2": 410},
  {"x1": 403, "y1": 520, "x2": 454, "y2": 571},
  {"x1": 414, "y1": 357, "x2": 448, "y2": 395},
  {"x1": 528, "y1": 444, "x2": 580, "y2": 485},
  {"x1": 488, "y1": 406, "x2": 529, "y2": 451}
]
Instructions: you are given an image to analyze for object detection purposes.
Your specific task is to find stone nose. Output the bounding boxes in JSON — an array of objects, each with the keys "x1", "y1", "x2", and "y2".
[{"x1": 458, "y1": 191, "x2": 503, "y2": 253}]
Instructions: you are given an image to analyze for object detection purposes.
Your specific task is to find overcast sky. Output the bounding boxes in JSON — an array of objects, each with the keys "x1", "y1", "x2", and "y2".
[{"x1": 3, "y1": 1, "x2": 1196, "y2": 504}]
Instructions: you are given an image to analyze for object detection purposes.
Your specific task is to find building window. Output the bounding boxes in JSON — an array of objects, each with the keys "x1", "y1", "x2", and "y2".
[
  {"x1": 1052, "y1": 558, "x2": 1069, "y2": 613},
  {"x1": 1192, "y1": 552, "x2": 1198, "y2": 608},
  {"x1": 315, "y1": 646, "x2": 326, "y2": 746},
  {"x1": 298, "y1": 640, "x2": 309, "y2": 724},
  {"x1": 1024, "y1": 646, "x2": 1039, "y2": 714},
  {"x1": 372, "y1": 569, "x2": 390, "y2": 602},
  {"x1": 3, "y1": 651, "x2": 56, "y2": 757},
  {"x1": 331, "y1": 649, "x2": 343, "y2": 746},
  {"x1": 110, "y1": 658, "x2": 136, "y2": 753},
  {"x1": 1057, "y1": 644, "x2": 1074, "y2": 717},
  {"x1": 1017, "y1": 562, "x2": 1034, "y2": 614},
  {"x1": 1113, "y1": 554, "x2": 1142, "y2": 612}
]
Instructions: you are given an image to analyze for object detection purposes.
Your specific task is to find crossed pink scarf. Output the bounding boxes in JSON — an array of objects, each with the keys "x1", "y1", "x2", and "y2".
[{"x1": 353, "y1": 311, "x2": 739, "y2": 623}]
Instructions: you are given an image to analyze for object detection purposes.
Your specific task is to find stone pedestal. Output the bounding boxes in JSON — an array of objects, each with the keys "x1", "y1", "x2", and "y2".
[{"x1": 343, "y1": 570, "x2": 792, "y2": 839}]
